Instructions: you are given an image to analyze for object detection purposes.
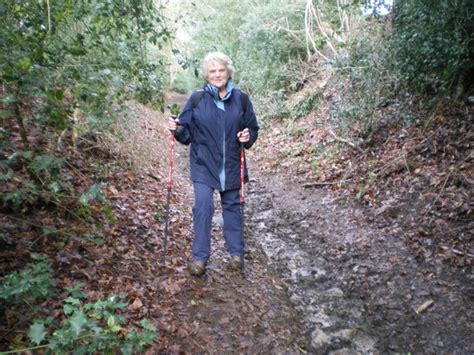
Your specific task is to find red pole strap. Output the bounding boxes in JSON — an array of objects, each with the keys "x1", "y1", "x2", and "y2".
[{"x1": 240, "y1": 144, "x2": 245, "y2": 204}]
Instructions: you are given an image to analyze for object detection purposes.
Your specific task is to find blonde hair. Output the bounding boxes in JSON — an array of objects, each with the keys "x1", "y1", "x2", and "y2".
[{"x1": 201, "y1": 52, "x2": 235, "y2": 81}]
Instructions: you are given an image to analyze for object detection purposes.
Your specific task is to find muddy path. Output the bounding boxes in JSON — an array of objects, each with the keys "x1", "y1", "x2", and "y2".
[
  {"x1": 149, "y1": 93, "x2": 308, "y2": 353},
  {"x1": 246, "y1": 165, "x2": 473, "y2": 354},
  {"x1": 158, "y1": 92, "x2": 472, "y2": 354}
]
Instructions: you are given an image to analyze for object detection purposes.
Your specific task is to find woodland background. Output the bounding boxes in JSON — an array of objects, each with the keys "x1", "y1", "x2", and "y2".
[{"x1": 1, "y1": 0, "x2": 472, "y2": 352}]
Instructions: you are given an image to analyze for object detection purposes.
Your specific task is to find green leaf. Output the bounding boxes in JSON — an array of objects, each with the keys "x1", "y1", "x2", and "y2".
[
  {"x1": 16, "y1": 57, "x2": 32, "y2": 72},
  {"x1": 107, "y1": 315, "x2": 116, "y2": 328},
  {"x1": 28, "y1": 322, "x2": 46, "y2": 345},
  {"x1": 0, "y1": 110, "x2": 14, "y2": 119},
  {"x1": 48, "y1": 181, "x2": 61, "y2": 193},
  {"x1": 70, "y1": 311, "x2": 88, "y2": 336},
  {"x1": 64, "y1": 303, "x2": 76, "y2": 315},
  {"x1": 169, "y1": 103, "x2": 181, "y2": 116},
  {"x1": 79, "y1": 194, "x2": 90, "y2": 205},
  {"x1": 65, "y1": 283, "x2": 87, "y2": 299},
  {"x1": 139, "y1": 319, "x2": 156, "y2": 345},
  {"x1": 0, "y1": 171, "x2": 12, "y2": 182},
  {"x1": 80, "y1": 183, "x2": 105, "y2": 205},
  {"x1": 64, "y1": 296, "x2": 81, "y2": 305},
  {"x1": 41, "y1": 226, "x2": 57, "y2": 236},
  {"x1": 2, "y1": 94, "x2": 16, "y2": 105}
]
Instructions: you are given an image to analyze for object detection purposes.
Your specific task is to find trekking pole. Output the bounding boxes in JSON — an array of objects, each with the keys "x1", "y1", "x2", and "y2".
[
  {"x1": 162, "y1": 105, "x2": 180, "y2": 264},
  {"x1": 240, "y1": 142, "x2": 245, "y2": 239},
  {"x1": 162, "y1": 122, "x2": 175, "y2": 264}
]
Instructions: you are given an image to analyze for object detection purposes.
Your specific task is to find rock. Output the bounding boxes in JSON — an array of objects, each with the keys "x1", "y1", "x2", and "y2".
[
  {"x1": 332, "y1": 328, "x2": 358, "y2": 340},
  {"x1": 353, "y1": 331, "x2": 377, "y2": 353},
  {"x1": 307, "y1": 310, "x2": 335, "y2": 328},
  {"x1": 325, "y1": 287, "x2": 344, "y2": 297},
  {"x1": 311, "y1": 329, "x2": 331, "y2": 348}
]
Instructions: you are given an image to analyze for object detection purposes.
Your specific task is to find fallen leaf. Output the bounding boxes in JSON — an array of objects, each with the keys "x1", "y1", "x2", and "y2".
[
  {"x1": 130, "y1": 298, "x2": 143, "y2": 310},
  {"x1": 109, "y1": 185, "x2": 119, "y2": 194},
  {"x1": 415, "y1": 299, "x2": 434, "y2": 314}
]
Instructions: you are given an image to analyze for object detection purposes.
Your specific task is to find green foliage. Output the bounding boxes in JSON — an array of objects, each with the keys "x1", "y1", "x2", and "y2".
[
  {"x1": 0, "y1": 170, "x2": 13, "y2": 182},
  {"x1": 170, "y1": 69, "x2": 201, "y2": 94},
  {"x1": 330, "y1": 0, "x2": 473, "y2": 139},
  {"x1": 292, "y1": 92, "x2": 322, "y2": 118},
  {"x1": 333, "y1": 20, "x2": 395, "y2": 135},
  {"x1": 28, "y1": 322, "x2": 47, "y2": 346},
  {"x1": 0, "y1": 1, "x2": 171, "y2": 219},
  {"x1": 170, "y1": 0, "x2": 309, "y2": 114},
  {"x1": 2, "y1": 189, "x2": 34, "y2": 209},
  {"x1": 169, "y1": 103, "x2": 181, "y2": 116},
  {"x1": 1, "y1": 261, "x2": 157, "y2": 353},
  {"x1": 0, "y1": 0, "x2": 170, "y2": 134},
  {"x1": 79, "y1": 183, "x2": 106, "y2": 205},
  {"x1": 0, "y1": 255, "x2": 55, "y2": 302},
  {"x1": 252, "y1": 91, "x2": 291, "y2": 122},
  {"x1": 102, "y1": 202, "x2": 118, "y2": 222},
  {"x1": 76, "y1": 182, "x2": 117, "y2": 222},
  {"x1": 235, "y1": 3, "x2": 307, "y2": 95},
  {"x1": 178, "y1": 1, "x2": 246, "y2": 68},
  {"x1": 28, "y1": 154, "x2": 64, "y2": 179},
  {"x1": 0, "y1": 151, "x2": 69, "y2": 209},
  {"x1": 0, "y1": 150, "x2": 114, "y2": 223},
  {"x1": 389, "y1": 0, "x2": 474, "y2": 96},
  {"x1": 37, "y1": 293, "x2": 157, "y2": 353}
]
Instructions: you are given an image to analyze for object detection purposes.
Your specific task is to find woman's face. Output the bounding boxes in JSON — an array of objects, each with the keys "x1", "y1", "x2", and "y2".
[{"x1": 206, "y1": 60, "x2": 229, "y2": 89}]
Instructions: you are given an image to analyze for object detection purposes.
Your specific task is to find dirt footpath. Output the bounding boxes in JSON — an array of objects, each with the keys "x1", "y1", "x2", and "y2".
[
  {"x1": 137, "y1": 94, "x2": 308, "y2": 353},
  {"x1": 142, "y1": 93, "x2": 472, "y2": 354},
  {"x1": 246, "y1": 162, "x2": 473, "y2": 354}
]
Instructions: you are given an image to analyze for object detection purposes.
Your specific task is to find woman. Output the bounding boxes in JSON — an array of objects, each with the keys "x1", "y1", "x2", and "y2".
[{"x1": 167, "y1": 52, "x2": 259, "y2": 276}]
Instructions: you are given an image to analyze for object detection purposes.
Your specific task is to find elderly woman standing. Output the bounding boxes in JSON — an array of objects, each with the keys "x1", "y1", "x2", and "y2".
[{"x1": 167, "y1": 52, "x2": 259, "y2": 276}]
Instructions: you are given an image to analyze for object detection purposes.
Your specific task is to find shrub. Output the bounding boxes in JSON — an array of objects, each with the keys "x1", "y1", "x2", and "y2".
[{"x1": 389, "y1": 0, "x2": 474, "y2": 97}]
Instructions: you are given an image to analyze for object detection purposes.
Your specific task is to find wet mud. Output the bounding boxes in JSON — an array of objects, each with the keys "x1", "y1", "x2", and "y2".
[
  {"x1": 246, "y1": 173, "x2": 473, "y2": 354},
  {"x1": 164, "y1": 92, "x2": 472, "y2": 354}
]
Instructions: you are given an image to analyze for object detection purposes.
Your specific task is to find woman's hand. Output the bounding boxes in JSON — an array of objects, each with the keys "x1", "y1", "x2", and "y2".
[
  {"x1": 237, "y1": 128, "x2": 250, "y2": 143},
  {"x1": 167, "y1": 116, "x2": 179, "y2": 132}
]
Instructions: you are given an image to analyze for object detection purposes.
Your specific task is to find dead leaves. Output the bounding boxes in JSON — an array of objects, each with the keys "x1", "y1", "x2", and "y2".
[
  {"x1": 130, "y1": 298, "x2": 144, "y2": 310},
  {"x1": 158, "y1": 278, "x2": 184, "y2": 296}
]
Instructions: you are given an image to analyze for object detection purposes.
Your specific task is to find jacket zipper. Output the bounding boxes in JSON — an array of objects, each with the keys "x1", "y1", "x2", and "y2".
[{"x1": 221, "y1": 110, "x2": 226, "y2": 191}]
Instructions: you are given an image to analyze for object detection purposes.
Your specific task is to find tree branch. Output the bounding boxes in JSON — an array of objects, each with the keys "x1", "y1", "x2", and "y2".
[{"x1": 327, "y1": 129, "x2": 364, "y2": 154}]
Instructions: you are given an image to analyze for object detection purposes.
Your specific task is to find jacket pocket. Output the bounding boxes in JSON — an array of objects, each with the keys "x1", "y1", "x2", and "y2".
[{"x1": 193, "y1": 145, "x2": 206, "y2": 166}]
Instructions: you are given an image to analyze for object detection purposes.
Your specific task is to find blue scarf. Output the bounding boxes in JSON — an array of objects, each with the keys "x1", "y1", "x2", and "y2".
[{"x1": 204, "y1": 81, "x2": 234, "y2": 112}]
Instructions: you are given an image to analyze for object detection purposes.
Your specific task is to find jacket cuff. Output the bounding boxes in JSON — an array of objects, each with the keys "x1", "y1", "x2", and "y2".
[{"x1": 174, "y1": 125, "x2": 184, "y2": 138}]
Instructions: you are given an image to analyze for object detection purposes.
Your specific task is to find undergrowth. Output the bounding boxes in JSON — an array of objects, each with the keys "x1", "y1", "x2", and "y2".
[{"x1": 0, "y1": 256, "x2": 156, "y2": 353}]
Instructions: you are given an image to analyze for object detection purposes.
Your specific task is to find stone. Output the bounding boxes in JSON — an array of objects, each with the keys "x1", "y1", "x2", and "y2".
[
  {"x1": 311, "y1": 329, "x2": 331, "y2": 348},
  {"x1": 331, "y1": 328, "x2": 357, "y2": 340},
  {"x1": 325, "y1": 287, "x2": 344, "y2": 297}
]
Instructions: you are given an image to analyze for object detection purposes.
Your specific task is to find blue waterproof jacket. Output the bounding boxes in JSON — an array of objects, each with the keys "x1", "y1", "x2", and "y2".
[{"x1": 175, "y1": 88, "x2": 259, "y2": 191}]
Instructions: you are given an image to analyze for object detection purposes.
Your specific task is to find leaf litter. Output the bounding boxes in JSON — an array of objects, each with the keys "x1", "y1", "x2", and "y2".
[
  {"x1": 248, "y1": 82, "x2": 473, "y2": 353},
  {"x1": 1, "y1": 88, "x2": 472, "y2": 353}
]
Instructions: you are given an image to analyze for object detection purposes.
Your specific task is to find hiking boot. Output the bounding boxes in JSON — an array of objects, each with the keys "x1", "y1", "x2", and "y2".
[
  {"x1": 188, "y1": 260, "x2": 206, "y2": 276},
  {"x1": 229, "y1": 255, "x2": 244, "y2": 271}
]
